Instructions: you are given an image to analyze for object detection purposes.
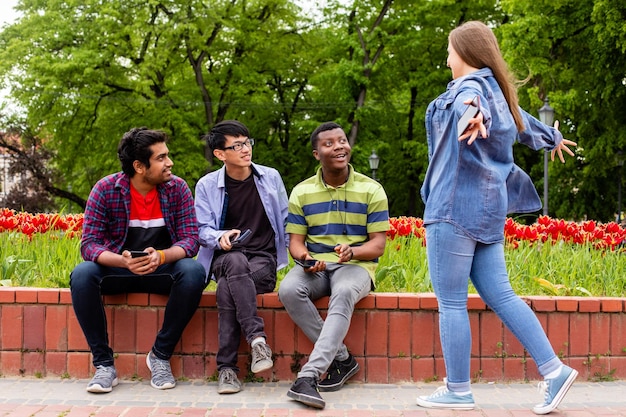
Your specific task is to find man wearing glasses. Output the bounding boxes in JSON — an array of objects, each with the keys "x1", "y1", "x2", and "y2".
[{"x1": 195, "y1": 120, "x2": 289, "y2": 394}]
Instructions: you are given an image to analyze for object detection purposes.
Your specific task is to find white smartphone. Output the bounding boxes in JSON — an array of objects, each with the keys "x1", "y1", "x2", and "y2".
[{"x1": 456, "y1": 95, "x2": 481, "y2": 138}]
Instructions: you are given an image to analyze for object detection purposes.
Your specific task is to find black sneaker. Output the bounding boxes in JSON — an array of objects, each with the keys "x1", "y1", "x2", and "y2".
[
  {"x1": 318, "y1": 354, "x2": 360, "y2": 392},
  {"x1": 287, "y1": 377, "x2": 325, "y2": 409}
]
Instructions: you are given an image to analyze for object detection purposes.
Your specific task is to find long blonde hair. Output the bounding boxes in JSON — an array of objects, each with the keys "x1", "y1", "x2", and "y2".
[{"x1": 449, "y1": 21, "x2": 524, "y2": 132}]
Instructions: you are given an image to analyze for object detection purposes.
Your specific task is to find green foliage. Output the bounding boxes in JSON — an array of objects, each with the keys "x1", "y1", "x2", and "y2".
[
  {"x1": 4, "y1": 231, "x2": 622, "y2": 297},
  {"x1": 0, "y1": 254, "x2": 34, "y2": 286},
  {"x1": 0, "y1": 0, "x2": 625, "y2": 220},
  {"x1": 0, "y1": 232, "x2": 81, "y2": 287}
]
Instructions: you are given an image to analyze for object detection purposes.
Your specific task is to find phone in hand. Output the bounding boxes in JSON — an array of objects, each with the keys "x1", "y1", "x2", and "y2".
[
  {"x1": 294, "y1": 258, "x2": 317, "y2": 268},
  {"x1": 232, "y1": 229, "x2": 252, "y2": 245},
  {"x1": 457, "y1": 95, "x2": 481, "y2": 138},
  {"x1": 130, "y1": 250, "x2": 149, "y2": 258}
]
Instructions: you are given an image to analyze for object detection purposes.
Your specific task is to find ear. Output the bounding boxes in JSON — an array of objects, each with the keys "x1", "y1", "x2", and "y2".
[
  {"x1": 213, "y1": 149, "x2": 227, "y2": 162},
  {"x1": 133, "y1": 160, "x2": 144, "y2": 175},
  {"x1": 313, "y1": 149, "x2": 320, "y2": 161}
]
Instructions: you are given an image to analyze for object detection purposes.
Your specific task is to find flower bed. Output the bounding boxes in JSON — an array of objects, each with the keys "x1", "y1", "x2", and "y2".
[{"x1": 0, "y1": 209, "x2": 624, "y2": 297}]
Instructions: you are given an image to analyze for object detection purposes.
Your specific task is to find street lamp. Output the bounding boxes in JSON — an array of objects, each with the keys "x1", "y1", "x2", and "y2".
[
  {"x1": 368, "y1": 150, "x2": 380, "y2": 181},
  {"x1": 538, "y1": 98, "x2": 555, "y2": 216}
]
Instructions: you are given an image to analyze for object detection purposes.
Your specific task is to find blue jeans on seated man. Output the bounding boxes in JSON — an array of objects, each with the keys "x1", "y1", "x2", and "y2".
[
  {"x1": 70, "y1": 258, "x2": 207, "y2": 367},
  {"x1": 211, "y1": 250, "x2": 277, "y2": 372},
  {"x1": 425, "y1": 222, "x2": 562, "y2": 392}
]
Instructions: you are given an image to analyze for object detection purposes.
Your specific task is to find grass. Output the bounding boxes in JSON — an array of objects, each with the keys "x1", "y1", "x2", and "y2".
[{"x1": 2, "y1": 230, "x2": 623, "y2": 297}]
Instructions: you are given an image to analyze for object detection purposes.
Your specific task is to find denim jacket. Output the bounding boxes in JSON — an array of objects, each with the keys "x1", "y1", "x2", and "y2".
[{"x1": 420, "y1": 68, "x2": 564, "y2": 243}]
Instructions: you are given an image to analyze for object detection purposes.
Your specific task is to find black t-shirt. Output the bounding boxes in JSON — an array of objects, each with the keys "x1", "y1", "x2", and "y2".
[{"x1": 223, "y1": 172, "x2": 275, "y2": 254}]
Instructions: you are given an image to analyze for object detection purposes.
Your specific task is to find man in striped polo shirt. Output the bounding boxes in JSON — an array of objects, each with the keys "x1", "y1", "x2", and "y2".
[{"x1": 279, "y1": 122, "x2": 389, "y2": 409}]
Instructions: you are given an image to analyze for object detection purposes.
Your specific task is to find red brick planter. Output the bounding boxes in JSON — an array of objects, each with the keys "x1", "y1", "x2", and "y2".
[{"x1": 0, "y1": 288, "x2": 624, "y2": 383}]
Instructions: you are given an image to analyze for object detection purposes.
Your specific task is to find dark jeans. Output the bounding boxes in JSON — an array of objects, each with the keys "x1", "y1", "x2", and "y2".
[
  {"x1": 70, "y1": 258, "x2": 207, "y2": 367},
  {"x1": 211, "y1": 250, "x2": 276, "y2": 372}
]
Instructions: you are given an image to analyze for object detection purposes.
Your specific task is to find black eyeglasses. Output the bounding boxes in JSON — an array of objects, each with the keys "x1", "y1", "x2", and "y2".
[{"x1": 222, "y1": 138, "x2": 255, "y2": 152}]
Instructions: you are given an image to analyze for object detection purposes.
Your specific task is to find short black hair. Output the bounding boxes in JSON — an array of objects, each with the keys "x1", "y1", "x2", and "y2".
[
  {"x1": 117, "y1": 127, "x2": 168, "y2": 177},
  {"x1": 310, "y1": 122, "x2": 343, "y2": 149},
  {"x1": 205, "y1": 120, "x2": 250, "y2": 151}
]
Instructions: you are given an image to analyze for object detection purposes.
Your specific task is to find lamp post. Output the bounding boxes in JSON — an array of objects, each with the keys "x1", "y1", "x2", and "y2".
[
  {"x1": 368, "y1": 150, "x2": 380, "y2": 181},
  {"x1": 538, "y1": 98, "x2": 555, "y2": 216}
]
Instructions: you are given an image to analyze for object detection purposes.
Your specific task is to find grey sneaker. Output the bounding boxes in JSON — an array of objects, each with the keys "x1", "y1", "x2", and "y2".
[
  {"x1": 146, "y1": 351, "x2": 176, "y2": 390},
  {"x1": 217, "y1": 368, "x2": 242, "y2": 394},
  {"x1": 86, "y1": 365, "x2": 118, "y2": 393},
  {"x1": 250, "y1": 341, "x2": 273, "y2": 373}
]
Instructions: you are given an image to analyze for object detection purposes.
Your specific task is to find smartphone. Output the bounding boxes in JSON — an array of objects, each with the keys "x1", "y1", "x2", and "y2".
[
  {"x1": 130, "y1": 250, "x2": 149, "y2": 258},
  {"x1": 294, "y1": 258, "x2": 317, "y2": 268},
  {"x1": 456, "y1": 95, "x2": 481, "y2": 138},
  {"x1": 232, "y1": 229, "x2": 252, "y2": 245}
]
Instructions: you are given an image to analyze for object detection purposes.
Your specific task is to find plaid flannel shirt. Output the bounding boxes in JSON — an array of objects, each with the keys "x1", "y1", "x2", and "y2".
[{"x1": 80, "y1": 172, "x2": 199, "y2": 261}]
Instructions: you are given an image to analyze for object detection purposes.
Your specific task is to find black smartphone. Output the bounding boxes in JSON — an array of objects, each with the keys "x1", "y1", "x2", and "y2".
[
  {"x1": 232, "y1": 229, "x2": 252, "y2": 245},
  {"x1": 294, "y1": 258, "x2": 317, "y2": 268},
  {"x1": 130, "y1": 250, "x2": 149, "y2": 258},
  {"x1": 456, "y1": 95, "x2": 481, "y2": 138}
]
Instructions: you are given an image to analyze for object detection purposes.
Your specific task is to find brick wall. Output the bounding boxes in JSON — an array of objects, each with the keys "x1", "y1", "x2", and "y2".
[{"x1": 0, "y1": 288, "x2": 624, "y2": 383}]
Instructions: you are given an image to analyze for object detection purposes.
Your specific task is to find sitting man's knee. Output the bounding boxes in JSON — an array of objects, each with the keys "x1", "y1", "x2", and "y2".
[{"x1": 70, "y1": 261, "x2": 99, "y2": 288}]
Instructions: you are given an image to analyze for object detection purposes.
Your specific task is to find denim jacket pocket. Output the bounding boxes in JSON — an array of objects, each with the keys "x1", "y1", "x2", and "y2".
[{"x1": 432, "y1": 95, "x2": 455, "y2": 136}]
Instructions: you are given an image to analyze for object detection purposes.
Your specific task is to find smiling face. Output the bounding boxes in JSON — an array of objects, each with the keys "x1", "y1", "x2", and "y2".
[
  {"x1": 141, "y1": 142, "x2": 173, "y2": 185},
  {"x1": 313, "y1": 128, "x2": 351, "y2": 173},
  {"x1": 213, "y1": 135, "x2": 253, "y2": 169}
]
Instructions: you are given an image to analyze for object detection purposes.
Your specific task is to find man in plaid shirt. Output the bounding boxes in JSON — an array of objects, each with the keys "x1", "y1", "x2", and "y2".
[{"x1": 70, "y1": 127, "x2": 207, "y2": 394}]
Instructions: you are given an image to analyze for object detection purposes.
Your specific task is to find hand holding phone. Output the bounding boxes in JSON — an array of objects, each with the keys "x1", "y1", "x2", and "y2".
[
  {"x1": 457, "y1": 95, "x2": 481, "y2": 138},
  {"x1": 130, "y1": 250, "x2": 149, "y2": 258},
  {"x1": 294, "y1": 258, "x2": 317, "y2": 268},
  {"x1": 232, "y1": 229, "x2": 252, "y2": 245}
]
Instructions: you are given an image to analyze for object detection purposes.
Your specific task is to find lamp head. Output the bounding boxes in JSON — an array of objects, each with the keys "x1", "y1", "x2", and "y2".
[
  {"x1": 538, "y1": 98, "x2": 555, "y2": 127},
  {"x1": 368, "y1": 150, "x2": 380, "y2": 170}
]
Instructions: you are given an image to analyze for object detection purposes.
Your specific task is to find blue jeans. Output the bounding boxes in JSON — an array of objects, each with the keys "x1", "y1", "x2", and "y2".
[
  {"x1": 278, "y1": 263, "x2": 371, "y2": 379},
  {"x1": 212, "y1": 250, "x2": 276, "y2": 372},
  {"x1": 70, "y1": 258, "x2": 207, "y2": 367},
  {"x1": 426, "y1": 222, "x2": 561, "y2": 391}
]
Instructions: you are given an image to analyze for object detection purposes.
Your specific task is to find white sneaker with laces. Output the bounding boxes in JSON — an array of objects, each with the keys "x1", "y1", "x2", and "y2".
[{"x1": 416, "y1": 380, "x2": 475, "y2": 410}]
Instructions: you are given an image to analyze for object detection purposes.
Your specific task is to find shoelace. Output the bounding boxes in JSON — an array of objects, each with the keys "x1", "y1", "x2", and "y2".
[
  {"x1": 254, "y1": 343, "x2": 271, "y2": 358},
  {"x1": 151, "y1": 357, "x2": 172, "y2": 380},
  {"x1": 93, "y1": 366, "x2": 114, "y2": 381},
  {"x1": 428, "y1": 386, "x2": 450, "y2": 398},
  {"x1": 537, "y1": 380, "x2": 549, "y2": 400},
  {"x1": 221, "y1": 369, "x2": 237, "y2": 384}
]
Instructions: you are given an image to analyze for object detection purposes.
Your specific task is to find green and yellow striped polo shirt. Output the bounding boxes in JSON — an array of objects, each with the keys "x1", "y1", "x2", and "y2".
[{"x1": 286, "y1": 165, "x2": 389, "y2": 281}]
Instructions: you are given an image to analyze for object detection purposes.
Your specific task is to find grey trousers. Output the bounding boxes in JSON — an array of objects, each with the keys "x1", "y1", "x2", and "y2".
[{"x1": 278, "y1": 262, "x2": 371, "y2": 379}]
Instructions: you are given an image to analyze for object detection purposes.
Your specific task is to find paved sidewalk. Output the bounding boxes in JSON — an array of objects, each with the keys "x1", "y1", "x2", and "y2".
[{"x1": 0, "y1": 377, "x2": 624, "y2": 416}]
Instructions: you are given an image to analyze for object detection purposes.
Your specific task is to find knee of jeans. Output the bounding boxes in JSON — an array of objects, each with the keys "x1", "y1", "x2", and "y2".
[
  {"x1": 69, "y1": 261, "x2": 100, "y2": 290},
  {"x1": 277, "y1": 279, "x2": 307, "y2": 307},
  {"x1": 175, "y1": 259, "x2": 208, "y2": 289},
  {"x1": 216, "y1": 252, "x2": 249, "y2": 275}
]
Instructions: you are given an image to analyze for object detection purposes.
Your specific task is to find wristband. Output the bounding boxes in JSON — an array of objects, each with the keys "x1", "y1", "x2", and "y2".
[{"x1": 157, "y1": 250, "x2": 165, "y2": 265}]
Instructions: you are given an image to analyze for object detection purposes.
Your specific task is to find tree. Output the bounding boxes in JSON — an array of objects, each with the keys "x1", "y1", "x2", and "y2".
[
  {"x1": 1, "y1": 0, "x2": 625, "y2": 220},
  {"x1": 0, "y1": 116, "x2": 85, "y2": 212},
  {"x1": 499, "y1": 0, "x2": 626, "y2": 221}
]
